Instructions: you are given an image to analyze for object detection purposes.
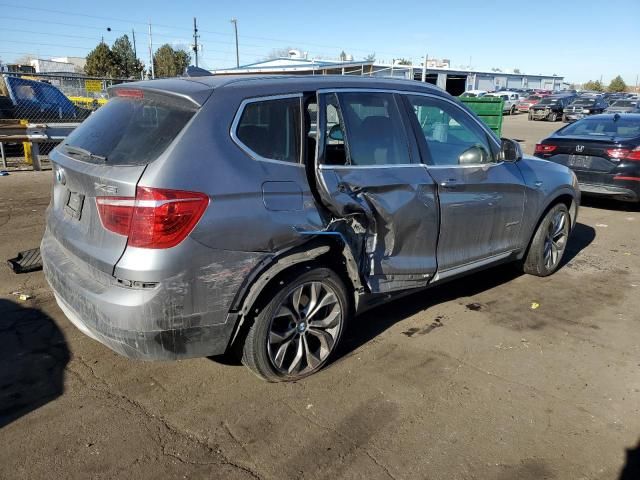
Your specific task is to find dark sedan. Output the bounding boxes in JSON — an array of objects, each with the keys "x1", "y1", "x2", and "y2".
[{"x1": 535, "y1": 114, "x2": 640, "y2": 202}]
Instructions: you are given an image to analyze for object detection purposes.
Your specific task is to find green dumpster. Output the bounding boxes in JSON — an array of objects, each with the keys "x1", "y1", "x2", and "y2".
[{"x1": 458, "y1": 96, "x2": 504, "y2": 137}]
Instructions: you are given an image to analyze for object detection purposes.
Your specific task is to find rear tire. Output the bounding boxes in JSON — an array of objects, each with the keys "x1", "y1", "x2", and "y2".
[
  {"x1": 522, "y1": 203, "x2": 570, "y2": 277},
  {"x1": 241, "y1": 267, "x2": 349, "y2": 382},
  {"x1": 510, "y1": 105, "x2": 516, "y2": 115}
]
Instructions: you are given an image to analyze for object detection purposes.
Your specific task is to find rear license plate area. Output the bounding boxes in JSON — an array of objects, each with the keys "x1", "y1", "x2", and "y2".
[
  {"x1": 64, "y1": 190, "x2": 85, "y2": 219},
  {"x1": 568, "y1": 155, "x2": 592, "y2": 169}
]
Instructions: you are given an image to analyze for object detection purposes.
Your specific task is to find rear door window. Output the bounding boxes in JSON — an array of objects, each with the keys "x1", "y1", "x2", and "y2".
[
  {"x1": 236, "y1": 97, "x2": 301, "y2": 163},
  {"x1": 62, "y1": 93, "x2": 197, "y2": 165},
  {"x1": 336, "y1": 92, "x2": 412, "y2": 166}
]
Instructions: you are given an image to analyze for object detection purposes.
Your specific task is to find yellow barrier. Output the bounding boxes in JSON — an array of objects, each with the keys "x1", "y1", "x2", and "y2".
[
  {"x1": 20, "y1": 119, "x2": 32, "y2": 164},
  {"x1": 68, "y1": 96, "x2": 108, "y2": 110}
]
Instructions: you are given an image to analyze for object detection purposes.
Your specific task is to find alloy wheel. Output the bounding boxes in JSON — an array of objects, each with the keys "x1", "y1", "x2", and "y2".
[
  {"x1": 543, "y1": 210, "x2": 569, "y2": 269},
  {"x1": 267, "y1": 281, "x2": 343, "y2": 375}
]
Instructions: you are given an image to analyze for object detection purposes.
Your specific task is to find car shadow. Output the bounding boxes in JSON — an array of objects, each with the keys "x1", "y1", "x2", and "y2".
[
  {"x1": 210, "y1": 222, "x2": 595, "y2": 371},
  {"x1": 335, "y1": 221, "x2": 595, "y2": 362},
  {"x1": 619, "y1": 438, "x2": 640, "y2": 479},
  {"x1": 0, "y1": 299, "x2": 70, "y2": 428}
]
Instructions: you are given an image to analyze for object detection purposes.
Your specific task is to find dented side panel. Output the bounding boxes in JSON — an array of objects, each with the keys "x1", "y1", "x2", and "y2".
[{"x1": 316, "y1": 165, "x2": 439, "y2": 292}]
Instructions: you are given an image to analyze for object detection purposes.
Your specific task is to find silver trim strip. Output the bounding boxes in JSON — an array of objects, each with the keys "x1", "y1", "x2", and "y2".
[
  {"x1": 432, "y1": 250, "x2": 514, "y2": 282},
  {"x1": 230, "y1": 93, "x2": 306, "y2": 168},
  {"x1": 319, "y1": 163, "x2": 422, "y2": 170}
]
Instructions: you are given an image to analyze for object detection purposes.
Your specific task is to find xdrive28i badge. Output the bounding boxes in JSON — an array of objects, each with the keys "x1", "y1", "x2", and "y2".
[{"x1": 54, "y1": 167, "x2": 66, "y2": 185}]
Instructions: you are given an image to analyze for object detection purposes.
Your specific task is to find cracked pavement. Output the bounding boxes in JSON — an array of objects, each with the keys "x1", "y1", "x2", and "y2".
[{"x1": 1, "y1": 115, "x2": 640, "y2": 479}]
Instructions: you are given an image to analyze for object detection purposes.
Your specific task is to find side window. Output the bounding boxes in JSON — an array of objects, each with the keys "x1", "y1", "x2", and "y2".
[
  {"x1": 333, "y1": 92, "x2": 411, "y2": 166},
  {"x1": 406, "y1": 95, "x2": 495, "y2": 166},
  {"x1": 236, "y1": 97, "x2": 301, "y2": 163},
  {"x1": 321, "y1": 93, "x2": 348, "y2": 166}
]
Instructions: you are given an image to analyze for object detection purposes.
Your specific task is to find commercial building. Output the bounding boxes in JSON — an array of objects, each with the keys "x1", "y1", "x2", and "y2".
[{"x1": 211, "y1": 57, "x2": 564, "y2": 95}]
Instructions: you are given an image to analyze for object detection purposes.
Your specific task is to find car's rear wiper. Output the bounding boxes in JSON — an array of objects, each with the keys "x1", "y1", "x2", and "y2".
[{"x1": 62, "y1": 144, "x2": 107, "y2": 162}]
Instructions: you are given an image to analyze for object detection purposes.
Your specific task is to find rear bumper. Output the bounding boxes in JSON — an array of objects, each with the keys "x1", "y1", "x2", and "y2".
[
  {"x1": 41, "y1": 229, "x2": 255, "y2": 360},
  {"x1": 578, "y1": 181, "x2": 640, "y2": 202}
]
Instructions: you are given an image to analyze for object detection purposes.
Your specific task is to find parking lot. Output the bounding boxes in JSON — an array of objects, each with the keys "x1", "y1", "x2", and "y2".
[{"x1": 1, "y1": 113, "x2": 639, "y2": 479}]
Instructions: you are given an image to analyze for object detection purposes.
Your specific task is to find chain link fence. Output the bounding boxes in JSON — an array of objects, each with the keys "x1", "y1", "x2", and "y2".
[{"x1": 0, "y1": 72, "x2": 134, "y2": 169}]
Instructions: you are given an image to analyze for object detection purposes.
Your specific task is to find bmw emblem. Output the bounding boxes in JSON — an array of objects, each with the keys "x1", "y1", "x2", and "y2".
[{"x1": 55, "y1": 168, "x2": 66, "y2": 185}]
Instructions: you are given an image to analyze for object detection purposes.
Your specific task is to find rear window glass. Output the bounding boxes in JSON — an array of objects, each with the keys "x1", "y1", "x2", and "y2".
[
  {"x1": 573, "y1": 99, "x2": 595, "y2": 105},
  {"x1": 613, "y1": 100, "x2": 637, "y2": 107},
  {"x1": 236, "y1": 97, "x2": 300, "y2": 163},
  {"x1": 61, "y1": 95, "x2": 196, "y2": 165},
  {"x1": 557, "y1": 118, "x2": 640, "y2": 138}
]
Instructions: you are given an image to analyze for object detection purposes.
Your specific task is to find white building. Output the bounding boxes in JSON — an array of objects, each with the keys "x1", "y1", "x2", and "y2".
[
  {"x1": 30, "y1": 58, "x2": 76, "y2": 74},
  {"x1": 51, "y1": 56, "x2": 86, "y2": 73}
]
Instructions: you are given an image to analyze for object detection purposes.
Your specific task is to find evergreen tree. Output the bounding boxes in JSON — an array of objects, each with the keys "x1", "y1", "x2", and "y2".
[
  {"x1": 112, "y1": 35, "x2": 143, "y2": 78},
  {"x1": 153, "y1": 44, "x2": 191, "y2": 78},
  {"x1": 84, "y1": 42, "x2": 116, "y2": 77},
  {"x1": 608, "y1": 75, "x2": 627, "y2": 93}
]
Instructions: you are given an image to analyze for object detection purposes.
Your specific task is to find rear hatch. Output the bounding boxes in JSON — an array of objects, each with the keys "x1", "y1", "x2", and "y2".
[{"x1": 47, "y1": 87, "x2": 201, "y2": 275}]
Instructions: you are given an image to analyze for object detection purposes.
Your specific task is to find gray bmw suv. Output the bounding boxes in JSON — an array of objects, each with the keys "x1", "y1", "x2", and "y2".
[{"x1": 42, "y1": 75, "x2": 580, "y2": 381}]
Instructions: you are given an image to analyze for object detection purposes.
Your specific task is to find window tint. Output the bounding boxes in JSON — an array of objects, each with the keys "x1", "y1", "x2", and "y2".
[
  {"x1": 407, "y1": 95, "x2": 495, "y2": 166},
  {"x1": 63, "y1": 95, "x2": 196, "y2": 165},
  {"x1": 337, "y1": 92, "x2": 411, "y2": 166},
  {"x1": 236, "y1": 97, "x2": 301, "y2": 163}
]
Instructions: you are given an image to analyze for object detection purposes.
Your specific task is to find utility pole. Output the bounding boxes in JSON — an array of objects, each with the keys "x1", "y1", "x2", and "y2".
[
  {"x1": 192, "y1": 17, "x2": 199, "y2": 67},
  {"x1": 132, "y1": 29, "x2": 137, "y2": 58},
  {"x1": 148, "y1": 22, "x2": 155, "y2": 79},
  {"x1": 421, "y1": 53, "x2": 427, "y2": 82},
  {"x1": 230, "y1": 18, "x2": 239, "y2": 68}
]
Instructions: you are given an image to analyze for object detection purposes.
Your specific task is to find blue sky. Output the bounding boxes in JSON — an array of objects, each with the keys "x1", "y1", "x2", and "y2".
[{"x1": 0, "y1": 0, "x2": 638, "y2": 84}]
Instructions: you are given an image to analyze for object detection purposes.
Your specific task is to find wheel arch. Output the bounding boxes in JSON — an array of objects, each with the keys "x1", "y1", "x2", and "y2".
[{"x1": 225, "y1": 235, "x2": 363, "y2": 350}]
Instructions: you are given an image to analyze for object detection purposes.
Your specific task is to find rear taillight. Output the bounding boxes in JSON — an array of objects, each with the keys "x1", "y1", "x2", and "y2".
[
  {"x1": 606, "y1": 147, "x2": 640, "y2": 161},
  {"x1": 96, "y1": 187, "x2": 209, "y2": 249},
  {"x1": 535, "y1": 144, "x2": 557, "y2": 153}
]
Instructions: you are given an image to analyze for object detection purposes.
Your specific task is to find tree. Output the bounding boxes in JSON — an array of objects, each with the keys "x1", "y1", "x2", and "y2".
[
  {"x1": 339, "y1": 50, "x2": 347, "y2": 61},
  {"x1": 364, "y1": 53, "x2": 376, "y2": 62},
  {"x1": 395, "y1": 58, "x2": 412, "y2": 65},
  {"x1": 153, "y1": 44, "x2": 191, "y2": 78},
  {"x1": 582, "y1": 80, "x2": 604, "y2": 92},
  {"x1": 608, "y1": 75, "x2": 627, "y2": 93},
  {"x1": 85, "y1": 42, "x2": 116, "y2": 77},
  {"x1": 112, "y1": 35, "x2": 144, "y2": 79},
  {"x1": 513, "y1": 68, "x2": 521, "y2": 74}
]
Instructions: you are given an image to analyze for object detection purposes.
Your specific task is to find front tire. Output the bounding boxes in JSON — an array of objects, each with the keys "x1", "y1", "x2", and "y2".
[
  {"x1": 241, "y1": 268, "x2": 348, "y2": 382},
  {"x1": 522, "y1": 203, "x2": 571, "y2": 277},
  {"x1": 549, "y1": 112, "x2": 558, "y2": 122},
  {"x1": 510, "y1": 105, "x2": 516, "y2": 115}
]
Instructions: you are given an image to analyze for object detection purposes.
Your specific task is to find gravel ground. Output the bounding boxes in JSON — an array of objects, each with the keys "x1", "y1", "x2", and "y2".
[{"x1": 1, "y1": 114, "x2": 639, "y2": 480}]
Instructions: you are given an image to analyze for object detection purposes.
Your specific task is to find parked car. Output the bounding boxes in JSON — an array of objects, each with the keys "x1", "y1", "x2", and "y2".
[
  {"x1": 606, "y1": 99, "x2": 640, "y2": 114},
  {"x1": 485, "y1": 91, "x2": 521, "y2": 115},
  {"x1": 517, "y1": 94, "x2": 545, "y2": 113},
  {"x1": 460, "y1": 90, "x2": 487, "y2": 98},
  {"x1": 563, "y1": 97, "x2": 609, "y2": 122},
  {"x1": 41, "y1": 76, "x2": 580, "y2": 381},
  {"x1": 529, "y1": 95, "x2": 575, "y2": 121},
  {"x1": 0, "y1": 74, "x2": 91, "y2": 157},
  {"x1": 535, "y1": 113, "x2": 640, "y2": 203}
]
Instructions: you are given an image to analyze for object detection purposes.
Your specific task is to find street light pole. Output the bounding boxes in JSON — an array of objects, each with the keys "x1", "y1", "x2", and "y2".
[{"x1": 230, "y1": 18, "x2": 239, "y2": 68}]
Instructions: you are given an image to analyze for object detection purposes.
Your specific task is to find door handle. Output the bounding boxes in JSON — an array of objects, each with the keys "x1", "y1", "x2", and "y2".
[{"x1": 440, "y1": 178, "x2": 458, "y2": 188}]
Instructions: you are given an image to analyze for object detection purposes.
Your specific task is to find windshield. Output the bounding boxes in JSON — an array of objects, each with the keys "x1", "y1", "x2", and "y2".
[
  {"x1": 62, "y1": 94, "x2": 196, "y2": 165},
  {"x1": 557, "y1": 117, "x2": 640, "y2": 139},
  {"x1": 573, "y1": 99, "x2": 596, "y2": 106},
  {"x1": 612, "y1": 100, "x2": 637, "y2": 107},
  {"x1": 538, "y1": 98, "x2": 558, "y2": 105},
  {"x1": 525, "y1": 95, "x2": 541, "y2": 101}
]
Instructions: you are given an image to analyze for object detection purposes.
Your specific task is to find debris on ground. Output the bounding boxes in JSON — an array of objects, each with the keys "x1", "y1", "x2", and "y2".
[
  {"x1": 596, "y1": 224, "x2": 608, "y2": 228},
  {"x1": 0, "y1": 170, "x2": 9, "y2": 176},
  {"x1": 531, "y1": 302, "x2": 540, "y2": 310},
  {"x1": 466, "y1": 302, "x2": 484, "y2": 311},
  {"x1": 10, "y1": 291, "x2": 33, "y2": 301},
  {"x1": 7, "y1": 247, "x2": 42, "y2": 273}
]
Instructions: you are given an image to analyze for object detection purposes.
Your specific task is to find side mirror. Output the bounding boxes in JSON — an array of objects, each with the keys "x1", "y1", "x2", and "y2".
[
  {"x1": 500, "y1": 138, "x2": 523, "y2": 162},
  {"x1": 328, "y1": 124, "x2": 344, "y2": 141}
]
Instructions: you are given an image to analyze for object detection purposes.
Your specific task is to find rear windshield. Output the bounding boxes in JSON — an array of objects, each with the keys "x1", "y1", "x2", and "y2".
[
  {"x1": 557, "y1": 117, "x2": 640, "y2": 138},
  {"x1": 61, "y1": 94, "x2": 196, "y2": 165},
  {"x1": 573, "y1": 99, "x2": 595, "y2": 105}
]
